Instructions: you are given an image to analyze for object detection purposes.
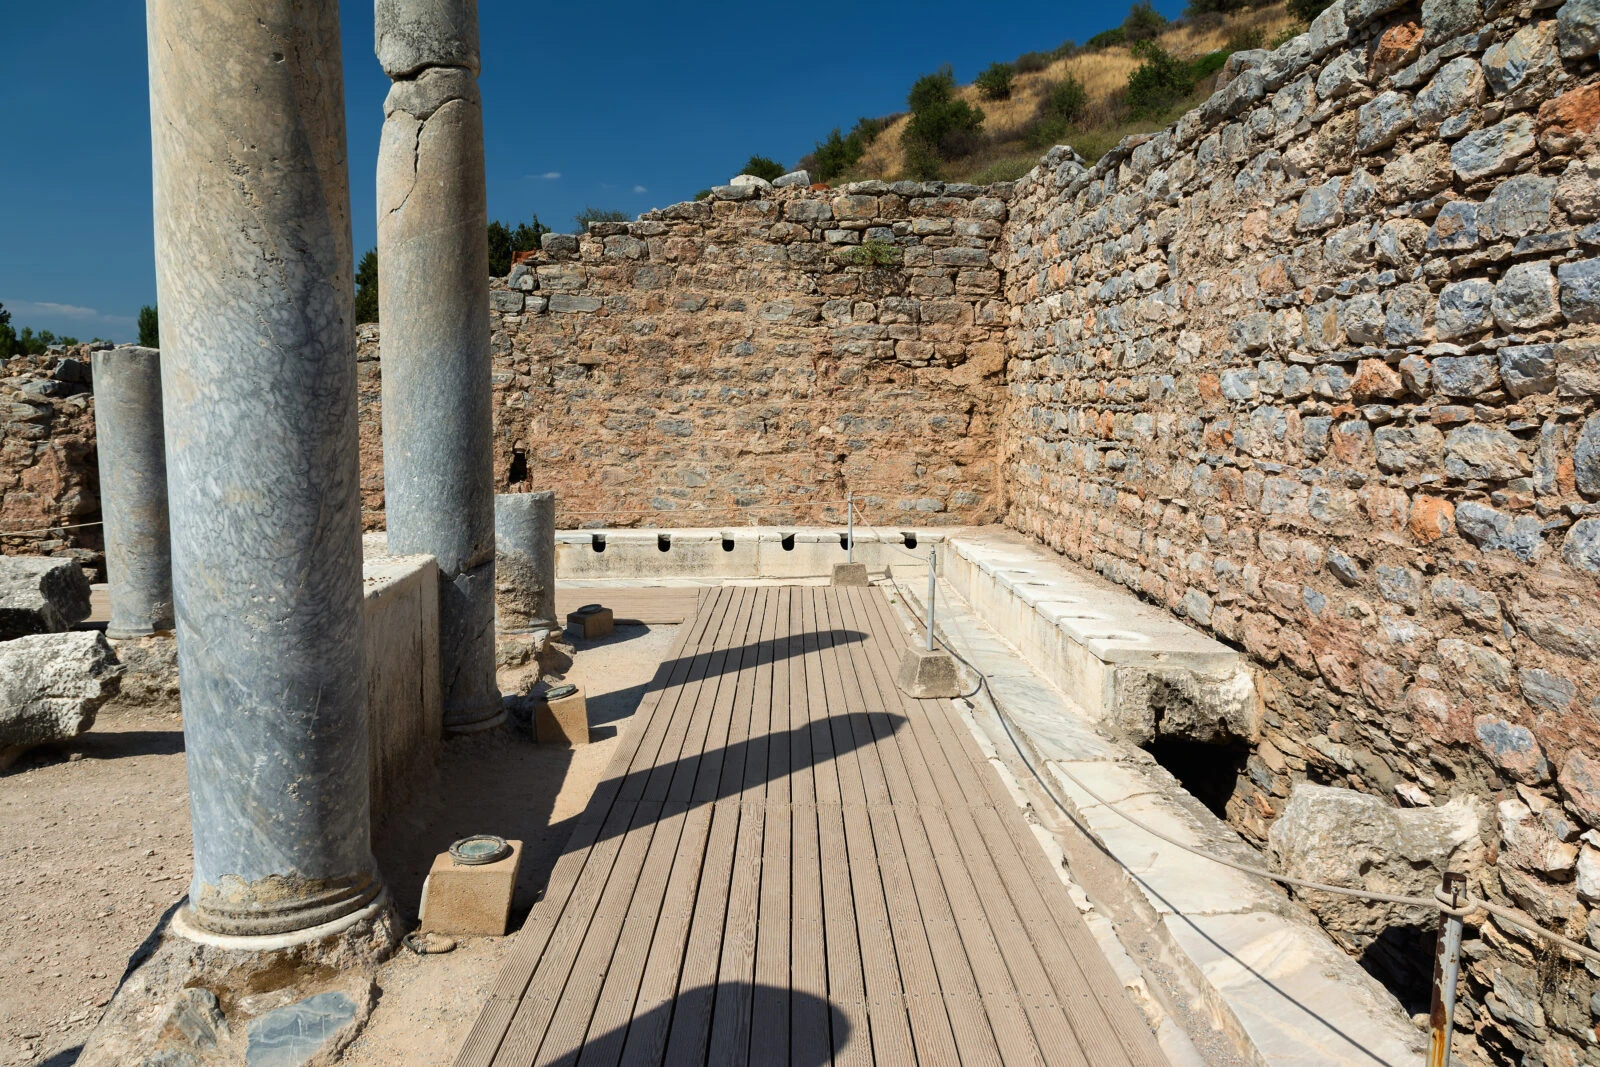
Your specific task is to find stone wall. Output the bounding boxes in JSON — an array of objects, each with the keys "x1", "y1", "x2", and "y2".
[
  {"x1": 0, "y1": 350, "x2": 103, "y2": 577},
  {"x1": 1003, "y1": 0, "x2": 1600, "y2": 1059},
  {"x1": 355, "y1": 182, "x2": 1011, "y2": 531}
]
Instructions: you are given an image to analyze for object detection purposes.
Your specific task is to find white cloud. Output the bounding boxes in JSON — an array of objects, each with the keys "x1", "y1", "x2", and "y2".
[
  {"x1": 529, "y1": 171, "x2": 562, "y2": 180},
  {"x1": 10, "y1": 300, "x2": 103, "y2": 320},
  {"x1": 1, "y1": 298, "x2": 137, "y2": 336},
  {"x1": 632, "y1": 185, "x2": 648, "y2": 194}
]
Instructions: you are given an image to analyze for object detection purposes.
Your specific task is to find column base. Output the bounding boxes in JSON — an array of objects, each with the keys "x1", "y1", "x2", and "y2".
[
  {"x1": 171, "y1": 888, "x2": 392, "y2": 952},
  {"x1": 443, "y1": 703, "x2": 508, "y2": 734}
]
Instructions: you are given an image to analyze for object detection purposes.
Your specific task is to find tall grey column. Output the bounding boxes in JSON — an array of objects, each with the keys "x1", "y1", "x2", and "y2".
[
  {"x1": 148, "y1": 0, "x2": 382, "y2": 938},
  {"x1": 495, "y1": 491, "x2": 556, "y2": 632},
  {"x1": 91, "y1": 345, "x2": 173, "y2": 639},
  {"x1": 376, "y1": 0, "x2": 502, "y2": 732}
]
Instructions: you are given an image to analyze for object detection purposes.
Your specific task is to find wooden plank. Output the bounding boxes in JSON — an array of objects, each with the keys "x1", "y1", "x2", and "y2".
[
  {"x1": 649, "y1": 586, "x2": 753, "y2": 804},
  {"x1": 615, "y1": 803, "x2": 715, "y2": 1067},
  {"x1": 852, "y1": 588, "x2": 1101, "y2": 1067},
  {"x1": 750, "y1": 588, "x2": 795, "y2": 1066},
  {"x1": 661, "y1": 796, "x2": 745, "y2": 1062},
  {"x1": 841, "y1": 587, "x2": 1047, "y2": 1067},
  {"x1": 534, "y1": 804, "x2": 688, "y2": 1067},
  {"x1": 491, "y1": 802, "x2": 665, "y2": 1067},
  {"x1": 478, "y1": 593, "x2": 721, "y2": 1013}
]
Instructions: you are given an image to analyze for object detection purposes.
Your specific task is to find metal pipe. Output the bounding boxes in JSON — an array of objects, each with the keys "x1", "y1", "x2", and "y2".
[
  {"x1": 847, "y1": 491, "x2": 854, "y2": 564},
  {"x1": 1427, "y1": 871, "x2": 1467, "y2": 1067},
  {"x1": 926, "y1": 546, "x2": 937, "y2": 652}
]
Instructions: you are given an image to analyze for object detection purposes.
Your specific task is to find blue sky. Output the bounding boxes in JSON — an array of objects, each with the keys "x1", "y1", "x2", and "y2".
[{"x1": 2, "y1": 0, "x2": 1182, "y2": 343}]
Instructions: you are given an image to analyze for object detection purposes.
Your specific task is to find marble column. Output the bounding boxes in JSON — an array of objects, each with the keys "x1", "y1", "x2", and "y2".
[
  {"x1": 90, "y1": 345, "x2": 173, "y2": 639},
  {"x1": 375, "y1": 0, "x2": 502, "y2": 732},
  {"x1": 494, "y1": 491, "x2": 556, "y2": 632},
  {"x1": 147, "y1": 0, "x2": 383, "y2": 938}
]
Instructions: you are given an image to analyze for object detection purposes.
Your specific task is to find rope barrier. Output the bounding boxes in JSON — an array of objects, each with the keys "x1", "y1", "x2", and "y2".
[
  {"x1": 848, "y1": 496, "x2": 1600, "y2": 968},
  {"x1": 0, "y1": 519, "x2": 104, "y2": 537}
]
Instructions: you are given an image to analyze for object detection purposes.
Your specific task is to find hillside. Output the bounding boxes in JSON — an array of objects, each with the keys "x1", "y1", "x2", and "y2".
[{"x1": 807, "y1": 1, "x2": 1302, "y2": 185}]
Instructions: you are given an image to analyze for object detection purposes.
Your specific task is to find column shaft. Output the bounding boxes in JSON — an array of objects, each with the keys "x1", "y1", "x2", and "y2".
[
  {"x1": 494, "y1": 491, "x2": 556, "y2": 631},
  {"x1": 91, "y1": 345, "x2": 173, "y2": 639},
  {"x1": 375, "y1": 0, "x2": 501, "y2": 732},
  {"x1": 147, "y1": 0, "x2": 381, "y2": 936}
]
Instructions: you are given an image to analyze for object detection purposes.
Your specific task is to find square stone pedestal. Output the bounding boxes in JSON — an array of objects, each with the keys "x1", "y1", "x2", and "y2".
[
  {"x1": 566, "y1": 605, "x2": 614, "y2": 640},
  {"x1": 536, "y1": 686, "x2": 590, "y2": 745},
  {"x1": 896, "y1": 645, "x2": 961, "y2": 698},
  {"x1": 832, "y1": 562, "x2": 870, "y2": 587},
  {"x1": 419, "y1": 840, "x2": 523, "y2": 936}
]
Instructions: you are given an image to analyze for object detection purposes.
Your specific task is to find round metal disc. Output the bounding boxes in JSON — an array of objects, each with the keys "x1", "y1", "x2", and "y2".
[
  {"x1": 545, "y1": 683, "x2": 579, "y2": 701},
  {"x1": 449, "y1": 834, "x2": 511, "y2": 866},
  {"x1": 576, "y1": 603, "x2": 604, "y2": 614}
]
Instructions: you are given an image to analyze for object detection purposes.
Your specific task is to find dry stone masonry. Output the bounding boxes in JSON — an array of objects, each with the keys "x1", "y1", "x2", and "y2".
[
  {"x1": 1003, "y1": 0, "x2": 1600, "y2": 1059},
  {"x1": 355, "y1": 181, "x2": 1012, "y2": 530}
]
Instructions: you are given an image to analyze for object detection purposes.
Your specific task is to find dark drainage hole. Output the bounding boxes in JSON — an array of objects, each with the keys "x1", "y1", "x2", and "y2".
[
  {"x1": 1143, "y1": 737, "x2": 1249, "y2": 821},
  {"x1": 902, "y1": 532, "x2": 918, "y2": 549},
  {"x1": 592, "y1": 533, "x2": 607, "y2": 553},
  {"x1": 658, "y1": 533, "x2": 671, "y2": 552},
  {"x1": 781, "y1": 533, "x2": 795, "y2": 551},
  {"x1": 838, "y1": 533, "x2": 850, "y2": 551},
  {"x1": 1357, "y1": 923, "x2": 1436, "y2": 1018},
  {"x1": 722, "y1": 537, "x2": 735, "y2": 552}
]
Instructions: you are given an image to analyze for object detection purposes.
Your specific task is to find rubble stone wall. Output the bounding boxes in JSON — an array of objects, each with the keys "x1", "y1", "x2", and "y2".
[
  {"x1": 0, "y1": 352, "x2": 103, "y2": 577},
  {"x1": 1002, "y1": 0, "x2": 1600, "y2": 1058},
  {"x1": 356, "y1": 183, "x2": 1012, "y2": 531}
]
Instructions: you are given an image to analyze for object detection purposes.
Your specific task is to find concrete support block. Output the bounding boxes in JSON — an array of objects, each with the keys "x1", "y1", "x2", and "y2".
[
  {"x1": 363, "y1": 554, "x2": 442, "y2": 822},
  {"x1": 535, "y1": 684, "x2": 589, "y2": 745},
  {"x1": 896, "y1": 646, "x2": 962, "y2": 698},
  {"x1": 147, "y1": 0, "x2": 382, "y2": 939},
  {"x1": 831, "y1": 562, "x2": 870, "y2": 587},
  {"x1": 419, "y1": 840, "x2": 522, "y2": 936},
  {"x1": 495, "y1": 490, "x2": 556, "y2": 631},
  {"x1": 91, "y1": 345, "x2": 173, "y2": 638},
  {"x1": 566, "y1": 604, "x2": 614, "y2": 640}
]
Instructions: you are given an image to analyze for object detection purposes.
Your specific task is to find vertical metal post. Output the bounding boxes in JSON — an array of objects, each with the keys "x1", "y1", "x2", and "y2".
[
  {"x1": 1427, "y1": 871, "x2": 1467, "y2": 1067},
  {"x1": 926, "y1": 546, "x2": 937, "y2": 652},
  {"x1": 847, "y1": 491, "x2": 854, "y2": 564}
]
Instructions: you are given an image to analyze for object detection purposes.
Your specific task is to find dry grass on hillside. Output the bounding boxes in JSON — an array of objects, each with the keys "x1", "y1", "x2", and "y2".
[{"x1": 850, "y1": 2, "x2": 1299, "y2": 182}]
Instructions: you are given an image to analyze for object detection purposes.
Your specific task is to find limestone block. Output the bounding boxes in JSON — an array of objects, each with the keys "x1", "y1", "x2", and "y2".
[
  {"x1": 419, "y1": 840, "x2": 522, "y2": 936},
  {"x1": 566, "y1": 604, "x2": 614, "y2": 640},
  {"x1": 0, "y1": 630, "x2": 121, "y2": 749},
  {"x1": 535, "y1": 684, "x2": 589, "y2": 746},
  {"x1": 896, "y1": 646, "x2": 961, "y2": 698},
  {"x1": 0, "y1": 555, "x2": 91, "y2": 639},
  {"x1": 1268, "y1": 783, "x2": 1483, "y2": 954},
  {"x1": 375, "y1": 0, "x2": 478, "y2": 77},
  {"x1": 831, "y1": 562, "x2": 870, "y2": 587}
]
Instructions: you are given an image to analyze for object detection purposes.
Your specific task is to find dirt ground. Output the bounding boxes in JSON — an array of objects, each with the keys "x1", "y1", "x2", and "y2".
[{"x1": 0, "y1": 622, "x2": 679, "y2": 1067}]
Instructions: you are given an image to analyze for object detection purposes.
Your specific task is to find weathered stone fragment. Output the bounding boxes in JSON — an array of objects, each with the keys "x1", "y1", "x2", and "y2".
[
  {"x1": 1375, "y1": 424, "x2": 1443, "y2": 472},
  {"x1": 1559, "y1": 751, "x2": 1600, "y2": 828},
  {"x1": 1557, "y1": 258, "x2": 1600, "y2": 323},
  {"x1": 1559, "y1": 0, "x2": 1600, "y2": 58},
  {"x1": 1432, "y1": 354, "x2": 1500, "y2": 395},
  {"x1": 0, "y1": 630, "x2": 120, "y2": 749},
  {"x1": 1563, "y1": 517, "x2": 1600, "y2": 573},
  {"x1": 1416, "y1": 56, "x2": 1486, "y2": 126},
  {"x1": 1479, "y1": 174, "x2": 1554, "y2": 241},
  {"x1": 1456, "y1": 500, "x2": 1543, "y2": 560},
  {"x1": 1452, "y1": 115, "x2": 1536, "y2": 180},
  {"x1": 1436, "y1": 280, "x2": 1496, "y2": 339},
  {"x1": 1499, "y1": 344, "x2": 1557, "y2": 397},
  {"x1": 1476, "y1": 716, "x2": 1552, "y2": 783},
  {"x1": 1268, "y1": 784, "x2": 1482, "y2": 955},
  {"x1": 1492, "y1": 260, "x2": 1563, "y2": 330},
  {"x1": 0, "y1": 556, "x2": 91, "y2": 639}
]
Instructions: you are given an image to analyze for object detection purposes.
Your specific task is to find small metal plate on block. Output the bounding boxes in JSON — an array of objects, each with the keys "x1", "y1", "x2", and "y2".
[
  {"x1": 544, "y1": 683, "x2": 578, "y2": 701},
  {"x1": 449, "y1": 834, "x2": 512, "y2": 866}
]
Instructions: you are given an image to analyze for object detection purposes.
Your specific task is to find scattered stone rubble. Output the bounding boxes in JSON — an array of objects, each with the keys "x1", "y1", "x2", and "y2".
[
  {"x1": 0, "y1": 552, "x2": 91, "y2": 638},
  {"x1": 0, "y1": 628, "x2": 120, "y2": 752}
]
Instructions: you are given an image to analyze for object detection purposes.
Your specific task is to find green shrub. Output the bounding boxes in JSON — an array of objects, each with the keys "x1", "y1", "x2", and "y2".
[
  {"x1": 1050, "y1": 39, "x2": 1079, "y2": 60},
  {"x1": 1085, "y1": 27, "x2": 1126, "y2": 49},
  {"x1": 1015, "y1": 50, "x2": 1052, "y2": 73},
  {"x1": 975, "y1": 61, "x2": 1015, "y2": 100},
  {"x1": 1184, "y1": 0, "x2": 1256, "y2": 13},
  {"x1": 901, "y1": 65, "x2": 985, "y2": 166},
  {"x1": 1287, "y1": 0, "x2": 1332, "y2": 20},
  {"x1": 1125, "y1": 40, "x2": 1196, "y2": 117},
  {"x1": 740, "y1": 154, "x2": 785, "y2": 181},
  {"x1": 574, "y1": 207, "x2": 627, "y2": 233},
  {"x1": 967, "y1": 156, "x2": 1039, "y2": 184},
  {"x1": 137, "y1": 304, "x2": 161, "y2": 347},
  {"x1": 487, "y1": 214, "x2": 550, "y2": 275},
  {"x1": 901, "y1": 137, "x2": 946, "y2": 181},
  {"x1": 1188, "y1": 49, "x2": 1231, "y2": 81},
  {"x1": 1040, "y1": 76, "x2": 1088, "y2": 123},
  {"x1": 694, "y1": 188, "x2": 713, "y2": 201},
  {"x1": 804, "y1": 116, "x2": 892, "y2": 183},
  {"x1": 835, "y1": 240, "x2": 902, "y2": 267},
  {"x1": 1122, "y1": 2, "x2": 1168, "y2": 42},
  {"x1": 1227, "y1": 26, "x2": 1266, "y2": 51},
  {"x1": 1269, "y1": 24, "x2": 1306, "y2": 48}
]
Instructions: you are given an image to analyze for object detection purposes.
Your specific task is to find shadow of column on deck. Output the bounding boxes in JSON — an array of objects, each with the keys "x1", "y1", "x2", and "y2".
[{"x1": 533, "y1": 983, "x2": 848, "y2": 1067}]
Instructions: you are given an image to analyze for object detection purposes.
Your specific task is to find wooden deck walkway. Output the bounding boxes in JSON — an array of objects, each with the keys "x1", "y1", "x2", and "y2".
[{"x1": 456, "y1": 585, "x2": 1168, "y2": 1067}]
